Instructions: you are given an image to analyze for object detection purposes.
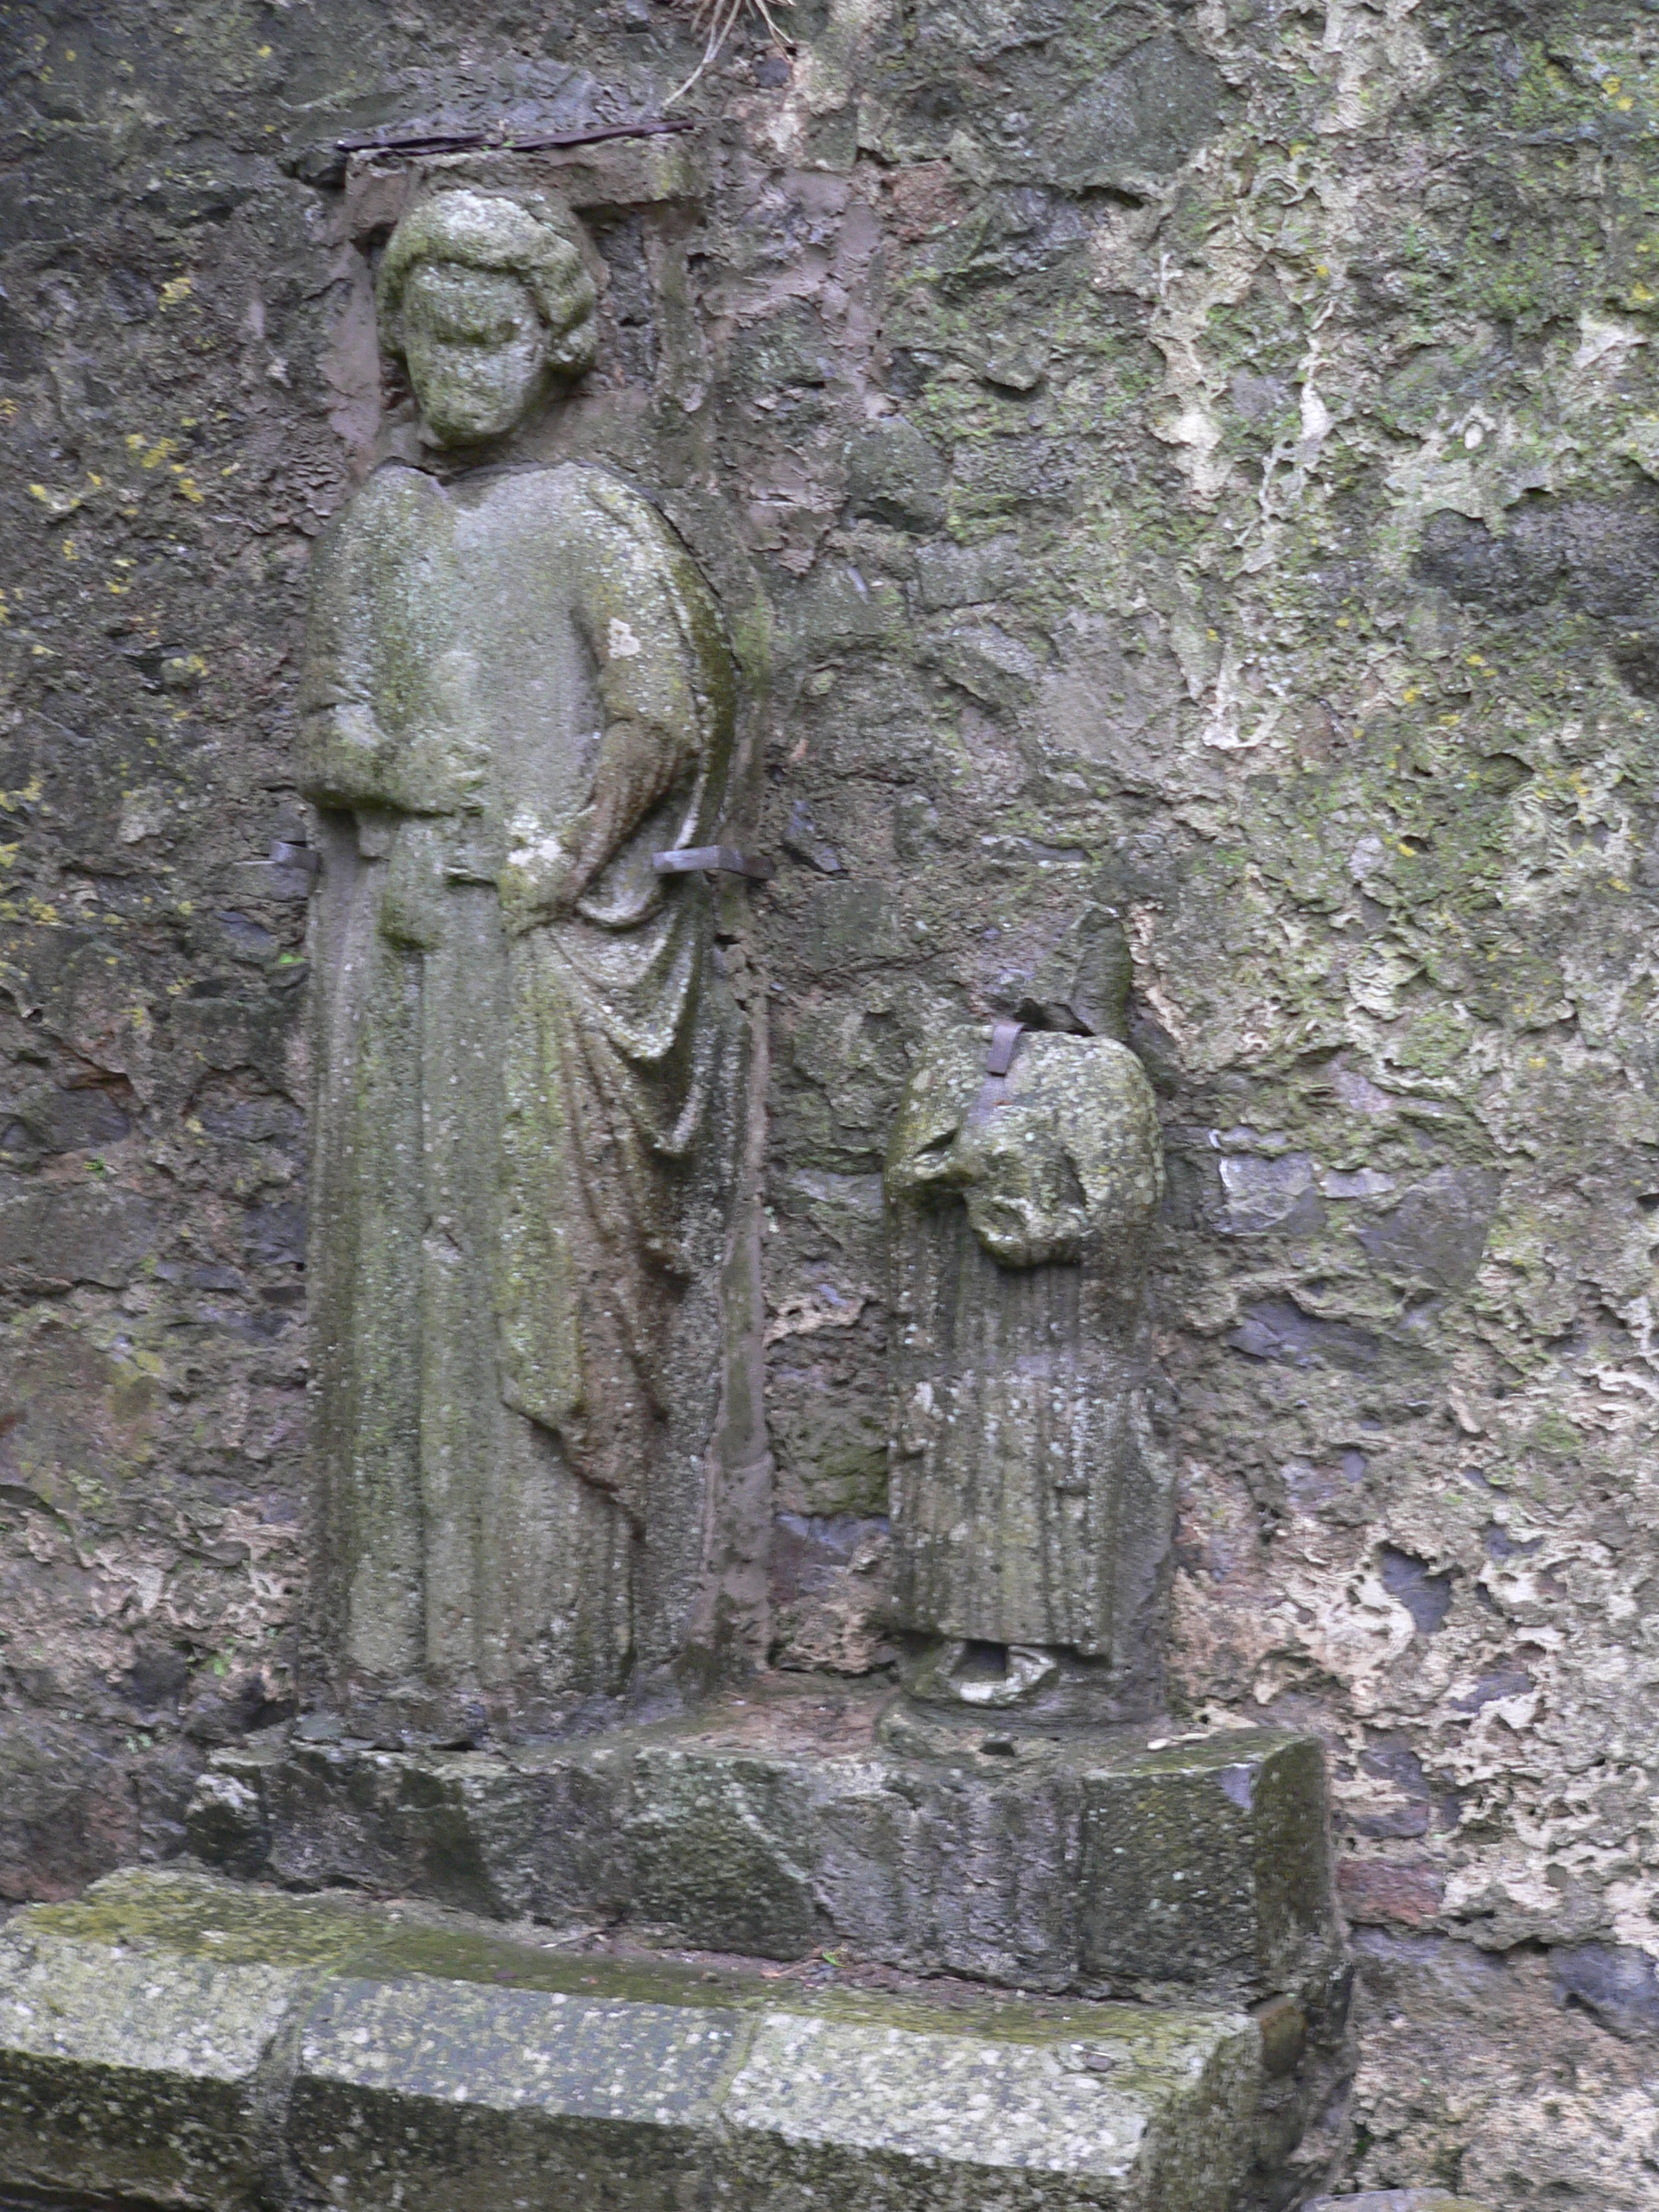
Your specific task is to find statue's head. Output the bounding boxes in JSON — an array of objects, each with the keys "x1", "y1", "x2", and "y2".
[{"x1": 377, "y1": 190, "x2": 599, "y2": 446}]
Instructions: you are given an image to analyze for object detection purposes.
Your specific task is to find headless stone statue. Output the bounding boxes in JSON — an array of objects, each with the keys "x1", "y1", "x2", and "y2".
[
  {"x1": 885, "y1": 915, "x2": 1168, "y2": 1719},
  {"x1": 299, "y1": 190, "x2": 740, "y2": 1736}
]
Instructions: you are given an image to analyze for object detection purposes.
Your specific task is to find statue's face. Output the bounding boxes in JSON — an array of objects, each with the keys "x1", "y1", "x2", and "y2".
[{"x1": 401, "y1": 262, "x2": 548, "y2": 445}]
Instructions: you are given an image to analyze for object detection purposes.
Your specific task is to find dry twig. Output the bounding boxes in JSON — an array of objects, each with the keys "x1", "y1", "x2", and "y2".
[{"x1": 664, "y1": 0, "x2": 795, "y2": 108}]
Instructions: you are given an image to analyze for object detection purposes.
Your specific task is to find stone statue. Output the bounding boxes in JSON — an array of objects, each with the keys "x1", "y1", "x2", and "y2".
[
  {"x1": 884, "y1": 914, "x2": 1167, "y2": 1718},
  {"x1": 298, "y1": 189, "x2": 741, "y2": 1736}
]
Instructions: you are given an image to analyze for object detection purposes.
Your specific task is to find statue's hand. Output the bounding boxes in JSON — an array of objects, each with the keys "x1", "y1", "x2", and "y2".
[
  {"x1": 385, "y1": 729, "x2": 489, "y2": 816},
  {"x1": 499, "y1": 829, "x2": 578, "y2": 936}
]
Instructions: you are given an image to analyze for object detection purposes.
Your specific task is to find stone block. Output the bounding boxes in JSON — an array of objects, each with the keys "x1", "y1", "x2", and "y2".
[
  {"x1": 191, "y1": 1683, "x2": 1339, "y2": 2005},
  {"x1": 0, "y1": 1885, "x2": 308, "y2": 2209},
  {"x1": 289, "y1": 1977, "x2": 741, "y2": 2212},
  {"x1": 0, "y1": 1185, "x2": 157, "y2": 1292},
  {"x1": 1079, "y1": 1733, "x2": 1331, "y2": 1993},
  {"x1": 1305, "y1": 2196, "x2": 1496, "y2": 2211},
  {"x1": 0, "y1": 1866, "x2": 1265, "y2": 2212},
  {"x1": 845, "y1": 417, "x2": 948, "y2": 532},
  {"x1": 718, "y1": 2005, "x2": 1260, "y2": 2212}
]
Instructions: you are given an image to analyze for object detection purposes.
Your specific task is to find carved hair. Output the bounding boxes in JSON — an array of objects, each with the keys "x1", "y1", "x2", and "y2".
[{"x1": 376, "y1": 188, "x2": 599, "y2": 377}]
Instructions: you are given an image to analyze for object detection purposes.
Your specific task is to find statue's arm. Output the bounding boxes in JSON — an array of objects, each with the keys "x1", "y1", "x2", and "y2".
[
  {"x1": 564, "y1": 494, "x2": 715, "y2": 898},
  {"x1": 503, "y1": 482, "x2": 728, "y2": 929},
  {"x1": 296, "y1": 513, "x2": 394, "y2": 810},
  {"x1": 296, "y1": 496, "x2": 484, "y2": 817}
]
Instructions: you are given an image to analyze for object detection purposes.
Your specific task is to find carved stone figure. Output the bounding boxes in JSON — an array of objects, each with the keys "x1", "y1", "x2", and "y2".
[
  {"x1": 299, "y1": 189, "x2": 740, "y2": 1734},
  {"x1": 884, "y1": 918, "x2": 1167, "y2": 1716}
]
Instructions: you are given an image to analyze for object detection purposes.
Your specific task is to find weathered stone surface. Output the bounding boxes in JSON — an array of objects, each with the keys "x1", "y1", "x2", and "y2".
[
  {"x1": 191, "y1": 1684, "x2": 1338, "y2": 2007},
  {"x1": 0, "y1": 1900, "x2": 304, "y2": 2209},
  {"x1": 1344, "y1": 1926, "x2": 1657, "y2": 2209},
  {"x1": 0, "y1": 1184, "x2": 158, "y2": 1292},
  {"x1": 717, "y1": 2004, "x2": 1257, "y2": 2212},
  {"x1": 0, "y1": 1867, "x2": 1265, "y2": 2212},
  {"x1": 1077, "y1": 1733, "x2": 1330, "y2": 1995},
  {"x1": 289, "y1": 1978, "x2": 740, "y2": 2212},
  {"x1": 0, "y1": 1712, "x2": 143, "y2": 1902},
  {"x1": 1039, "y1": 35, "x2": 1228, "y2": 194},
  {"x1": 845, "y1": 417, "x2": 949, "y2": 534}
]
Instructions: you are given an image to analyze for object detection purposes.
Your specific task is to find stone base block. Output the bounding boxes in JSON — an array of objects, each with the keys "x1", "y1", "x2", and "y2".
[
  {"x1": 1305, "y1": 2197, "x2": 1496, "y2": 2211},
  {"x1": 188, "y1": 1679, "x2": 1341, "y2": 2007},
  {"x1": 0, "y1": 1906, "x2": 298, "y2": 2210},
  {"x1": 0, "y1": 1867, "x2": 1268, "y2": 2212}
]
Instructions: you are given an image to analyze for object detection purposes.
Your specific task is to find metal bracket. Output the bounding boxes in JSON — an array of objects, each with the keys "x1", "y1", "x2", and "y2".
[
  {"x1": 337, "y1": 118, "x2": 696, "y2": 158},
  {"x1": 652, "y1": 846, "x2": 774, "y2": 881},
  {"x1": 985, "y1": 1020, "x2": 1025, "y2": 1077}
]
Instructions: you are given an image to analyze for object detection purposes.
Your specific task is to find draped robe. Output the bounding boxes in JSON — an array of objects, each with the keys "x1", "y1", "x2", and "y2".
[{"x1": 299, "y1": 459, "x2": 737, "y2": 1720}]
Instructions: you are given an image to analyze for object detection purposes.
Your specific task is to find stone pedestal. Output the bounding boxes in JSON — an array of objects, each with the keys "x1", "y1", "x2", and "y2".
[
  {"x1": 188, "y1": 1680, "x2": 1339, "y2": 2008},
  {"x1": 1306, "y1": 2198, "x2": 1497, "y2": 2211},
  {"x1": 156, "y1": 1680, "x2": 1352, "y2": 2206},
  {"x1": 0, "y1": 1679, "x2": 1353, "y2": 2206}
]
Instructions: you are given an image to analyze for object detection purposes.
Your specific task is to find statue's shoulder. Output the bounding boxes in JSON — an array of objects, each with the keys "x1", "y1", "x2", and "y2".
[
  {"x1": 554, "y1": 461, "x2": 678, "y2": 551},
  {"x1": 325, "y1": 459, "x2": 440, "y2": 538},
  {"x1": 888, "y1": 1026, "x2": 988, "y2": 1169},
  {"x1": 563, "y1": 460, "x2": 658, "y2": 518},
  {"x1": 476, "y1": 461, "x2": 673, "y2": 555},
  {"x1": 1033, "y1": 1033, "x2": 1159, "y2": 1119},
  {"x1": 556, "y1": 466, "x2": 728, "y2": 658}
]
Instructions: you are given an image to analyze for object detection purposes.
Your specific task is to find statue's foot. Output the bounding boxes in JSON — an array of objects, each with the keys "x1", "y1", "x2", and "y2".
[
  {"x1": 896, "y1": 1637, "x2": 1059, "y2": 1708},
  {"x1": 885, "y1": 1636, "x2": 1161, "y2": 1749}
]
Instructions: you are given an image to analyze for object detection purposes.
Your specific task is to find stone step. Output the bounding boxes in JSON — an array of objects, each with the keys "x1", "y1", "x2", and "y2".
[
  {"x1": 0, "y1": 1867, "x2": 1271, "y2": 2212},
  {"x1": 1306, "y1": 2198, "x2": 1497, "y2": 2211},
  {"x1": 189, "y1": 1679, "x2": 1341, "y2": 2008}
]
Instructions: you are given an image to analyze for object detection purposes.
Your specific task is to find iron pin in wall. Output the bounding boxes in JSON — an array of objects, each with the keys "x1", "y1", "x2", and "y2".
[
  {"x1": 653, "y1": 845, "x2": 774, "y2": 881},
  {"x1": 984, "y1": 1020, "x2": 1025, "y2": 1077}
]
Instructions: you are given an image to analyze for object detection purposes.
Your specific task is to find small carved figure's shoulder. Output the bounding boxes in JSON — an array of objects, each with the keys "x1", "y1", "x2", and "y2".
[
  {"x1": 887, "y1": 1026, "x2": 986, "y2": 1175},
  {"x1": 1077, "y1": 1033, "x2": 1157, "y2": 1089},
  {"x1": 1068, "y1": 1033, "x2": 1162, "y2": 1122},
  {"x1": 1044, "y1": 1039, "x2": 1164, "y2": 1207}
]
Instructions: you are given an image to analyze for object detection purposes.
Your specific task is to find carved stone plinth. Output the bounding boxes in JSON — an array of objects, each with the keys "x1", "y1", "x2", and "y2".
[
  {"x1": 1306, "y1": 2199, "x2": 1497, "y2": 2212},
  {"x1": 188, "y1": 1684, "x2": 1340, "y2": 2010}
]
